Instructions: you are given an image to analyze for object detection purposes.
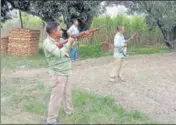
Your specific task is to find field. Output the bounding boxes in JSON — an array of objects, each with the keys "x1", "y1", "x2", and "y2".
[{"x1": 1, "y1": 12, "x2": 176, "y2": 124}]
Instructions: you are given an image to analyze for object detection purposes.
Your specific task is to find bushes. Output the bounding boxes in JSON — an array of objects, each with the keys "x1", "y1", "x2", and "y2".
[
  {"x1": 22, "y1": 13, "x2": 43, "y2": 29},
  {"x1": 21, "y1": 13, "x2": 163, "y2": 47}
]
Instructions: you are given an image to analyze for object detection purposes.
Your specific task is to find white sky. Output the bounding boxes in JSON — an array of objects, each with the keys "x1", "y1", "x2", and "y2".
[{"x1": 100, "y1": 2, "x2": 128, "y2": 17}]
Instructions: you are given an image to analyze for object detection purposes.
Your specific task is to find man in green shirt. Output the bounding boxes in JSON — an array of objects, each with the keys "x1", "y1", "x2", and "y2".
[{"x1": 43, "y1": 22, "x2": 75, "y2": 124}]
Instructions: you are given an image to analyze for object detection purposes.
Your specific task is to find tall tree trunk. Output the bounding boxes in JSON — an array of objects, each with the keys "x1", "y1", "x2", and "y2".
[
  {"x1": 156, "y1": 20, "x2": 173, "y2": 49},
  {"x1": 19, "y1": 10, "x2": 23, "y2": 28},
  {"x1": 170, "y1": 26, "x2": 176, "y2": 49},
  {"x1": 78, "y1": 12, "x2": 93, "y2": 32},
  {"x1": 161, "y1": 29, "x2": 176, "y2": 49}
]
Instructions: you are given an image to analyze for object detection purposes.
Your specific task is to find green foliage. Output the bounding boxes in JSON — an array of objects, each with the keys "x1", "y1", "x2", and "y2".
[
  {"x1": 103, "y1": 1, "x2": 176, "y2": 48},
  {"x1": 1, "y1": 0, "x2": 103, "y2": 31},
  {"x1": 91, "y1": 15, "x2": 150, "y2": 32},
  {"x1": 130, "y1": 16, "x2": 148, "y2": 31},
  {"x1": 103, "y1": 1, "x2": 176, "y2": 31},
  {"x1": 22, "y1": 13, "x2": 43, "y2": 29},
  {"x1": 79, "y1": 44, "x2": 103, "y2": 59},
  {"x1": 90, "y1": 15, "x2": 164, "y2": 46}
]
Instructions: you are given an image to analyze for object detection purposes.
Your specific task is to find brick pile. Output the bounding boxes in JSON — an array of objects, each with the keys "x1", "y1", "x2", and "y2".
[
  {"x1": 1, "y1": 36, "x2": 9, "y2": 55},
  {"x1": 8, "y1": 28, "x2": 40, "y2": 56}
]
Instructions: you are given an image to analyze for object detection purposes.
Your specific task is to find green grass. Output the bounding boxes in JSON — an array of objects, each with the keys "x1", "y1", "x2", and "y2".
[
  {"x1": 1, "y1": 78, "x2": 158, "y2": 124},
  {"x1": 1, "y1": 53, "x2": 47, "y2": 72},
  {"x1": 79, "y1": 44, "x2": 103, "y2": 59},
  {"x1": 129, "y1": 46, "x2": 169, "y2": 55},
  {"x1": 61, "y1": 90, "x2": 157, "y2": 124},
  {"x1": 79, "y1": 44, "x2": 169, "y2": 59}
]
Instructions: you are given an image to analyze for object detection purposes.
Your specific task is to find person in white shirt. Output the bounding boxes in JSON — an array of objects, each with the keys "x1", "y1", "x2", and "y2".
[
  {"x1": 109, "y1": 25, "x2": 135, "y2": 82},
  {"x1": 67, "y1": 19, "x2": 80, "y2": 61}
]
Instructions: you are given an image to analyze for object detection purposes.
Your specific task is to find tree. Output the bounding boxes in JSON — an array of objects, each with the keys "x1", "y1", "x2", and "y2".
[
  {"x1": 103, "y1": 1, "x2": 176, "y2": 49},
  {"x1": 1, "y1": 0, "x2": 103, "y2": 31}
]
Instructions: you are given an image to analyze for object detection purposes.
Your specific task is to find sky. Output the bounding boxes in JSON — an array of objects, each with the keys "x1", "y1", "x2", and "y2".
[
  {"x1": 99, "y1": 3, "x2": 145, "y2": 18},
  {"x1": 99, "y1": 2, "x2": 128, "y2": 17},
  {"x1": 102, "y1": 5, "x2": 128, "y2": 17}
]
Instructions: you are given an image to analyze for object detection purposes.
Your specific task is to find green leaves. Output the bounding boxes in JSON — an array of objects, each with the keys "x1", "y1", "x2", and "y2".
[
  {"x1": 1, "y1": 0, "x2": 102, "y2": 31},
  {"x1": 102, "y1": 1, "x2": 176, "y2": 48}
]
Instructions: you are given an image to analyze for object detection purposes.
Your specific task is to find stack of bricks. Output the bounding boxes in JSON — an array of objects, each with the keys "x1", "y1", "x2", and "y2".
[
  {"x1": 1, "y1": 36, "x2": 9, "y2": 55},
  {"x1": 8, "y1": 28, "x2": 40, "y2": 56}
]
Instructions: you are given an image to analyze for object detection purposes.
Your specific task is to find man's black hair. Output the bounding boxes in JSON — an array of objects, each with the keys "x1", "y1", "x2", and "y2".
[
  {"x1": 46, "y1": 21, "x2": 59, "y2": 34},
  {"x1": 117, "y1": 25, "x2": 124, "y2": 32}
]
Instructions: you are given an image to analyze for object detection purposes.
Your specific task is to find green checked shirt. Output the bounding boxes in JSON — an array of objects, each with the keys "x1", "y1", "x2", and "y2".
[{"x1": 43, "y1": 35, "x2": 72, "y2": 76}]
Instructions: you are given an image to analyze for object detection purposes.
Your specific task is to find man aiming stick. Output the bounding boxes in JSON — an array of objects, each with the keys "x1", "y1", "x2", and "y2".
[
  {"x1": 66, "y1": 19, "x2": 99, "y2": 61},
  {"x1": 109, "y1": 25, "x2": 136, "y2": 82},
  {"x1": 56, "y1": 24, "x2": 105, "y2": 49},
  {"x1": 43, "y1": 22, "x2": 75, "y2": 124}
]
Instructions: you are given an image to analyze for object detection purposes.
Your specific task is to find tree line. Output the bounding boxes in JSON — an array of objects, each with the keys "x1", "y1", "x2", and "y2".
[{"x1": 1, "y1": 0, "x2": 176, "y2": 49}]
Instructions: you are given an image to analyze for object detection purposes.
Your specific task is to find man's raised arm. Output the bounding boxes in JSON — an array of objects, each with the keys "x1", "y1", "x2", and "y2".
[{"x1": 43, "y1": 37, "x2": 75, "y2": 57}]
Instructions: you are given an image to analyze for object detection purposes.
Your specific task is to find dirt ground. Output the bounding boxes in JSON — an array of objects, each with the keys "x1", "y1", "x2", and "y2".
[{"x1": 2, "y1": 53, "x2": 176, "y2": 123}]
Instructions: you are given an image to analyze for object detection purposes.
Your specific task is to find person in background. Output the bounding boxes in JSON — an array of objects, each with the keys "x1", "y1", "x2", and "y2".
[
  {"x1": 67, "y1": 19, "x2": 80, "y2": 61},
  {"x1": 43, "y1": 21, "x2": 75, "y2": 124},
  {"x1": 109, "y1": 25, "x2": 135, "y2": 83}
]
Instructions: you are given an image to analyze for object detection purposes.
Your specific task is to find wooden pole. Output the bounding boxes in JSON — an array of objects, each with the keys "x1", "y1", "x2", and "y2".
[{"x1": 19, "y1": 10, "x2": 23, "y2": 28}]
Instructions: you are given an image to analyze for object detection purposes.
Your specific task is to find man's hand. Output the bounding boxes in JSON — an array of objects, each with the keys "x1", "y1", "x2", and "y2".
[
  {"x1": 119, "y1": 46, "x2": 125, "y2": 52},
  {"x1": 64, "y1": 37, "x2": 75, "y2": 56},
  {"x1": 126, "y1": 32, "x2": 137, "y2": 43},
  {"x1": 120, "y1": 43, "x2": 128, "y2": 53}
]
